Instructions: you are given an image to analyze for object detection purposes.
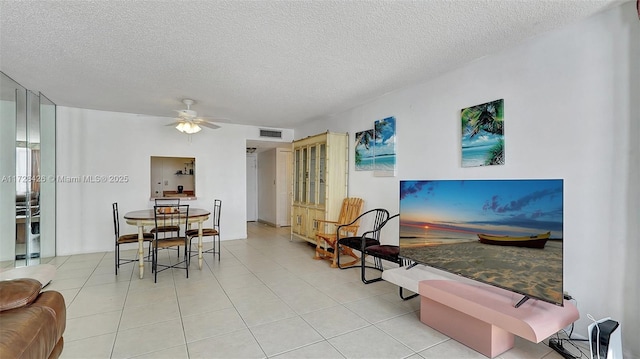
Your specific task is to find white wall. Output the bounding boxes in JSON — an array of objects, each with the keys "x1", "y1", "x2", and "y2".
[
  {"x1": 295, "y1": 3, "x2": 639, "y2": 357},
  {"x1": 56, "y1": 107, "x2": 293, "y2": 255}
]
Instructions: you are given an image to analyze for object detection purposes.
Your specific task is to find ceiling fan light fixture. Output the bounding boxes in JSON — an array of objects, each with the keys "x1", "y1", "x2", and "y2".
[
  {"x1": 187, "y1": 123, "x2": 202, "y2": 134},
  {"x1": 169, "y1": 98, "x2": 217, "y2": 134},
  {"x1": 176, "y1": 121, "x2": 201, "y2": 134}
]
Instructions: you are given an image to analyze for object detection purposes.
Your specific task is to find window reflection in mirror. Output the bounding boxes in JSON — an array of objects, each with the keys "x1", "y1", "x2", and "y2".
[{"x1": 150, "y1": 156, "x2": 196, "y2": 199}]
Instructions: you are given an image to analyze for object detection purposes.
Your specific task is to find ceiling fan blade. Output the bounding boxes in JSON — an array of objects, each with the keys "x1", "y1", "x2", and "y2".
[
  {"x1": 168, "y1": 99, "x2": 222, "y2": 132},
  {"x1": 198, "y1": 122, "x2": 220, "y2": 129}
]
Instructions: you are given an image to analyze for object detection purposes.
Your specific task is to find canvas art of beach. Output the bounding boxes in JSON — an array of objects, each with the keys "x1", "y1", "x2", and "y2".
[
  {"x1": 461, "y1": 99, "x2": 504, "y2": 167},
  {"x1": 355, "y1": 129, "x2": 374, "y2": 171},
  {"x1": 354, "y1": 117, "x2": 397, "y2": 174},
  {"x1": 373, "y1": 116, "x2": 396, "y2": 173}
]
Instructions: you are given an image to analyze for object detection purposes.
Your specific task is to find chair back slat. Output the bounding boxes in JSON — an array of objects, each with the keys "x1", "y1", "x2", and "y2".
[
  {"x1": 153, "y1": 204, "x2": 189, "y2": 239},
  {"x1": 112, "y1": 203, "x2": 120, "y2": 240},
  {"x1": 368, "y1": 208, "x2": 389, "y2": 242},
  {"x1": 155, "y1": 198, "x2": 180, "y2": 206},
  {"x1": 337, "y1": 197, "x2": 364, "y2": 236},
  {"x1": 213, "y1": 199, "x2": 222, "y2": 229}
]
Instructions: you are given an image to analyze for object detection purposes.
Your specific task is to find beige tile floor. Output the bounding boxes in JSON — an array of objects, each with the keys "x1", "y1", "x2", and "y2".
[{"x1": 38, "y1": 222, "x2": 577, "y2": 359}]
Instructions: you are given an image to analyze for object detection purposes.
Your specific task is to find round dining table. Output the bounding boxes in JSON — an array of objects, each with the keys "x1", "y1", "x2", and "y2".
[{"x1": 124, "y1": 208, "x2": 210, "y2": 279}]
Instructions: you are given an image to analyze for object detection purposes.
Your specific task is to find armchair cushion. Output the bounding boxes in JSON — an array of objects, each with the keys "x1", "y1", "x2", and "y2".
[
  {"x1": 338, "y1": 237, "x2": 381, "y2": 251},
  {"x1": 365, "y1": 244, "x2": 400, "y2": 263},
  {"x1": 0, "y1": 278, "x2": 42, "y2": 312}
]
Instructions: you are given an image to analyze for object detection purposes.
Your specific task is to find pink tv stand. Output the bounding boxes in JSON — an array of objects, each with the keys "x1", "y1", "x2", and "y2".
[{"x1": 419, "y1": 280, "x2": 579, "y2": 358}]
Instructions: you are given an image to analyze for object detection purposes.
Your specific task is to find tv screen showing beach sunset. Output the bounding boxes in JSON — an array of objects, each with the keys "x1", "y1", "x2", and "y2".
[{"x1": 399, "y1": 179, "x2": 564, "y2": 306}]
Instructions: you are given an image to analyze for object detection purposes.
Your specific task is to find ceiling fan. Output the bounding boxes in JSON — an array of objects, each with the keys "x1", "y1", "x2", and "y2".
[{"x1": 167, "y1": 99, "x2": 220, "y2": 134}]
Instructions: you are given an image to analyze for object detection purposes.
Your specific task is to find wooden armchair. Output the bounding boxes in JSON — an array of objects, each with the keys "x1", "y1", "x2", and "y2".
[{"x1": 313, "y1": 197, "x2": 364, "y2": 268}]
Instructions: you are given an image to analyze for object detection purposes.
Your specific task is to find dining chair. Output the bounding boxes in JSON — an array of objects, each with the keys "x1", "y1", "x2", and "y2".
[
  {"x1": 112, "y1": 202, "x2": 153, "y2": 275},
  {"x1": 187, "y1": 199, "x2": 222, "y2": 261},
  {"x1": 151, "y1": 198, "x2": 181, "y2": 258},
  {"x1": 152, "y1": 204, "x2": 190, "y2": 283},
  {"x1": 314, "y1": 197, "x2": 364, "y2": 268},
  {"x1": 335, "y1": 208, "x2": 389, "y2": 270}
]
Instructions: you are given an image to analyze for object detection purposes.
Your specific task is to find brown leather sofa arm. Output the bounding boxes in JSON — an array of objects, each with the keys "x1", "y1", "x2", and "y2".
[
  {"x1": 33, "y1": 291, "x2": 67, "y2": 339},
  {"x1": 0, "y1": 306, "x2": 59, "y2": 358},
  {"x1": 0, "y1": 278, "x2": 42, "y2": 312},
  {"x1": 0, "y1": 279, "x2": 66, "y2": 359}
]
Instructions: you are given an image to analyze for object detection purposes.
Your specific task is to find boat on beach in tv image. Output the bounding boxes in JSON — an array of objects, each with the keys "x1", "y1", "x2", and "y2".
[
  {"x1": 477, "y1": 231, "x2": 550, "y2": 249},
  {"x1": 399, "y1": 179, "x2": 564, "y2": 306}
]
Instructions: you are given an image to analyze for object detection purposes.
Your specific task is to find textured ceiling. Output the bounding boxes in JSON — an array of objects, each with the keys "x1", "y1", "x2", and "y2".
[{"x1": 0, "y1": 0, "x2": 623, "y2": 129}]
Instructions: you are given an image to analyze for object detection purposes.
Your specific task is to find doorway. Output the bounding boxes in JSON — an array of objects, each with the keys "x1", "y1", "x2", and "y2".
[
  {"x1": 246, "y1": 153, "x2": 258, "y2": 222},
  {"x1": 246, "y1": 141, "x2": 292, "y2": 227}
]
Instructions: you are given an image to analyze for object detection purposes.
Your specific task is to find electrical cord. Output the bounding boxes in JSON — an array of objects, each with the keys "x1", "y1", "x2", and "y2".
[
  {"x1": 549, "y1": 338, "x2": 576, "y2": 358},
  {"x1": 565, "y1": 298, "x2": 589, "y2": 341},
  {"x1": 552, "y1": 330, "x2": 590, "y2": 358},
  {"x1": 547, "y1": 298, "x2": 589, "y2": 359}
]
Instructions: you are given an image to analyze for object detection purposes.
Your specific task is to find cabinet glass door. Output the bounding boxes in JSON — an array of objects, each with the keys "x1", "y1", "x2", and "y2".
[
  {"x1": 319, "y1": 144, "x2": 326, "y2": 205},
  {"x1": 309, "y1": 145, "x2": 316, "y2": 205},
  {"x1": 294, "y1": 149, "x2": 300, "y2": 203},
  {"x1": 302, "y1": 147, "x2": 308, "y2": 203}
]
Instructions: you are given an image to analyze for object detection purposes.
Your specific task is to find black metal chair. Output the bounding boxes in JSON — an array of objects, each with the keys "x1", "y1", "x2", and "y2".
[
  {"x1": 363, "y1": 214, "x2": 418, "y2": 299},
  {"x1": 335, "y1": 208, "x2": 389, "y2": 274},
  {"x1": 151, "y1": 198, "x2": 181, "y2": 258},
  {"x1": 152, "y1": 204, "x2": 190, "y2": 283},
  {"x1": 187, "y1": 199, "x2": 222, "y2": 261},
  {"x1": 112, "y1": 203, "x2": 153, "y2": 275}
]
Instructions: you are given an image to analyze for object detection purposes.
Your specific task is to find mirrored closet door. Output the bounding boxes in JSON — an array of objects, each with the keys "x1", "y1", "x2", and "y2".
[{"x1": 1, "y1": 71, "x2": 56, "y2": 268}]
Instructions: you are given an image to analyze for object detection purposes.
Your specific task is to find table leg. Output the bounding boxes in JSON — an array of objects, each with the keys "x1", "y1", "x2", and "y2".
[
  {"x1": 138, "y1": 226, "x2": 145, "y2": 279},
  {"x1": 198, "y1": 221, "x2": 203, "y2": 269}
]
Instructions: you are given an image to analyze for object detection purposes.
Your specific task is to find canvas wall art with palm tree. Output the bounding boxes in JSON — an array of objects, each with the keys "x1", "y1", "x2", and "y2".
[
  {"x1": 461, "y1": 99, "x2": 504, "y2": 167},
  {"x1": 373, "y1": 116, "x2": 397, "y2": 176},
  {"x1": 354, "y1": 129, "x2": 374, "y2": 171}
]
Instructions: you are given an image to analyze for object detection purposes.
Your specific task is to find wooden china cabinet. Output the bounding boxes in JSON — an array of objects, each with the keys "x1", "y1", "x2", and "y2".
[{"x1": 291, "y1": 132, "x2": 348, "y2": 244}]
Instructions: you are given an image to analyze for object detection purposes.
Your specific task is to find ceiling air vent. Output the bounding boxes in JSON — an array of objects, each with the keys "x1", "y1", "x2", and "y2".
[{"x1": 260, "y1": 129, "x2": 282, "y2": 138}]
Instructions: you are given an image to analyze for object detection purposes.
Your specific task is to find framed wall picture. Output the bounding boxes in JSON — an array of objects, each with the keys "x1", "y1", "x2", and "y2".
[
  {"x1": 461, "y1": 99, "x2": 504, "y2": 167},
  {"x1": 355, "y1": 129, "x2": 374, "y2": 171},
  {"x1": 373, "y1": 116, "x2": 396, "y2": 176}
]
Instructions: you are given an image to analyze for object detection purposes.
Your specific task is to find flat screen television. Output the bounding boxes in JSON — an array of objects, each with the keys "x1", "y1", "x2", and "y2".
[{"x1": 399, "y1": 179, "x2": 564, "y2": 306}]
